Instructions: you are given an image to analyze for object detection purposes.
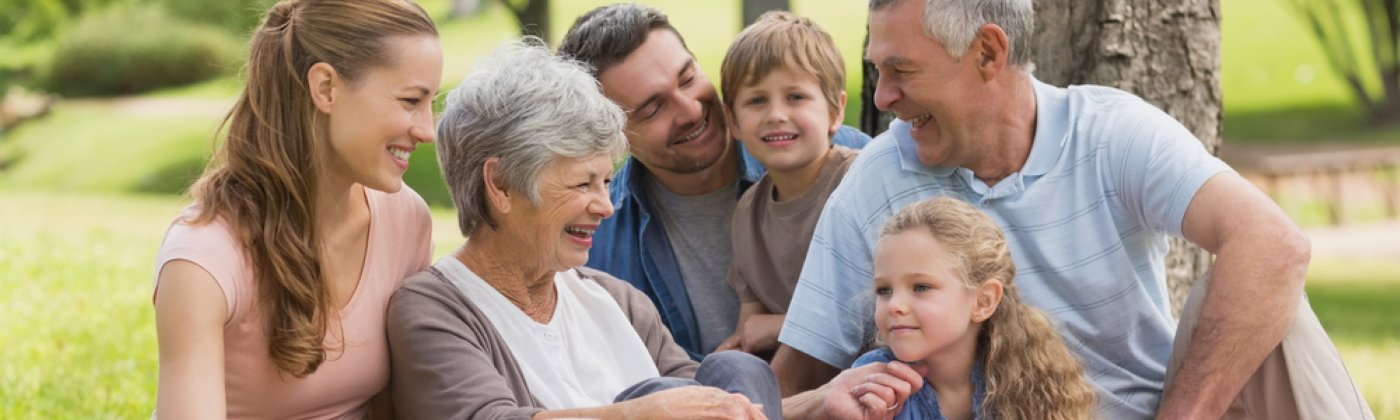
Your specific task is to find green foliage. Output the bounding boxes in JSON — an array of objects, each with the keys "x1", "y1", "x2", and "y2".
[
  {"x1": 155, "y1": 0, "x2": 278, "y2": 35},
  {"x1": 42, "y1": 4, "x2": 242, "y2": 97}
]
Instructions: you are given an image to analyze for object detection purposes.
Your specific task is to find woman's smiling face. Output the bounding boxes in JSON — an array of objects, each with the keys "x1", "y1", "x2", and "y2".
[{"x1": 505, "y1": 153, "x2": 616, "y2": 272}]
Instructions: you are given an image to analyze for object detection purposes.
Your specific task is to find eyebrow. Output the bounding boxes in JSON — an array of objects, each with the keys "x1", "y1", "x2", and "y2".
[
  {"x1": 406, "y1": 85, "x2": 433, "y2": 96},
  {"x1": 631, "y1": 58, "x2": 695, "y2": 114},
  {"x1": 877, "y1": 56, "x2": 910, "y2": 68}
]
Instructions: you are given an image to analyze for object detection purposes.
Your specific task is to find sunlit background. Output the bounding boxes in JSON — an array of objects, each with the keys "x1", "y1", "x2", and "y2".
[{"x1": 1, "y1": 0, "x2": 1396, "y2": 417}]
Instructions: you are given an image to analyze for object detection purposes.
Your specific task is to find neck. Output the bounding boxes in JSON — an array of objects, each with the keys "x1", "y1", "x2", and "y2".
[
  {"x1": 455, "y1": 226, "x2": 558, "y2": 322},
  {"x1": 314, "y1": 170, "x2": 367, "y2": 237},
  {"x1": 921, "y1": 325, "x2": 981, "y2": 399},
  {"x1": 768, "y1": 145, "x2": 831, "y2": 202},
  {"x1": 966, "y1": 73, "x2": 1038, "y2": 188},
  {"x1": 646, "y1": 142, "x2": 740, "y2": 196}
]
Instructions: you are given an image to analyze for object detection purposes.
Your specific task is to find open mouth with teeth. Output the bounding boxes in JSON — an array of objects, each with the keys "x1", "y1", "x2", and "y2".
[
  {"x1": 907, "y1": 114, "x2": 932, "y2": 130},
  {"x1": 389, "y1": 148, "x2": 411, "y2": 162},
  {"x1": 564, "y1": 226, "x2": 595, "y2": 239},
  {"x1": 673, "y1": 110, "x2": 710, "y2": 145},
  {"x1": 762, "y1": 134, "x2": 798, "y2": 142}
]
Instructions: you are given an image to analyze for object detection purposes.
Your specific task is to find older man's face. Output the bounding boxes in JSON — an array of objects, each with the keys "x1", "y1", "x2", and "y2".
[
  {"x1": 868, "y1": 0, "x2": 983, "y2": 169},
  {"x1": 598, "y1": 29, "x2": 729, "y2": 176}
]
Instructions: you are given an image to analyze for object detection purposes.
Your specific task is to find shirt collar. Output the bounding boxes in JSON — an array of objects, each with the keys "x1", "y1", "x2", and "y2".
[{"x1": 889, "y1": 77, "x2": 1070, "y2": 179}]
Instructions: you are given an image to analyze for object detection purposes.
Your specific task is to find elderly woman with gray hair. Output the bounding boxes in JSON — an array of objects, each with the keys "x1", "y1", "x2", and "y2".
[{"x1": 384, "y1": 38, "x2": 780, "y2": 420}]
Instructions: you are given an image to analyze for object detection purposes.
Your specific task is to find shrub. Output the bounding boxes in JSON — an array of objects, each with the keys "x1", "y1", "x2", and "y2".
[
  {"x1": 42, "y1": 4, "x2": 242, "y2": 97},
  {"x1": 157, "y1": 0, "x2": 279, "y2": 36}
]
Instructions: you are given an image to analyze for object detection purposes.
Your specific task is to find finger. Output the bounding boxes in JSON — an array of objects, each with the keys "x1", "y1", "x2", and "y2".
[
  {"x1": 849, "y1": 381, "x2": 897, "y2": 406},
  {"x1": 887, "y1": 361, "x2": 928, "y2": 384},
  {"x1": 857, "y1": 392, "x2": 888, "y2": 416}
]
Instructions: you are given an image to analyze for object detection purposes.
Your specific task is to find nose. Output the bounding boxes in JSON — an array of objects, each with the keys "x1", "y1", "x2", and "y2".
[
  {"x1": 412, "y1": 106, "x2": 436, "y2": 144},
  {"x1": 766, "y1": 103, "x2": 789, "y2": 124},
  {"x1": 675, "y1": 89, "x2": 705, "y2": 125},
  {"x1": 590, "y1": 189, "x2": 615, "y2": 220},
  {"x1": 873, "y1": 71, "x2": 900, "y2": 111},
  {"x1": 886, "y1": 292, "x2": 909, "y2": 316}
]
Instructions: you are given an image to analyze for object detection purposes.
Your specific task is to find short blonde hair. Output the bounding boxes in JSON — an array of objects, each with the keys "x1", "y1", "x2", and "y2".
[{"x1": 720, "y1": 11, "x2": 846, "y2": 120}]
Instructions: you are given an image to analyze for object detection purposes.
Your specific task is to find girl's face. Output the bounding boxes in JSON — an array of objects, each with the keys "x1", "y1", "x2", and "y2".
[
  {"x1": 321, "y1": 35, "x2": 443, "y2": 193},
  {"x1": 873, "y1": 230, "x2": 991, "y2": 364}
]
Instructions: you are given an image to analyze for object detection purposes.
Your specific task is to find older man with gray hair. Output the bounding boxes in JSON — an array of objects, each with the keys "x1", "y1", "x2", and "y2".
[{"x1": 777, "y1": 0, "x2": 1375, "y2": 419}]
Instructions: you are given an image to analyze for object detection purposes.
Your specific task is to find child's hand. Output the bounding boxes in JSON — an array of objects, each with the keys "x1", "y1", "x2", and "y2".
[
  {"x1": 739, "y1": 314, "x2": 784, "y2": 354},
  {"x1": 719, "y1": 330, "x2": 746, "y2": 352}
]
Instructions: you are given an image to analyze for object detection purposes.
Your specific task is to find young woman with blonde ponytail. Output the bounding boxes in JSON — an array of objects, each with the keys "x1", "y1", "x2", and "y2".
[
  {"x1": 151, "y1": 0, "x2": 440, "y2": 418},
  {"x1": 853, "y1": 197, "x2": 1098, "y2": 420}
]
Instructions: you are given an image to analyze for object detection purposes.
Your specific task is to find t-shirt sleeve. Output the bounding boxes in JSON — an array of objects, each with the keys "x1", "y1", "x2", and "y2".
[
  {"x1": 779, "y1": 198, "x2": 876, "y2": 369},
  {"x1": 1107, "y1": 100, "x2": 1233, "y2": 238},
  {"x1": 152, "y1": 218, "x2": 243, "y2": 323}
]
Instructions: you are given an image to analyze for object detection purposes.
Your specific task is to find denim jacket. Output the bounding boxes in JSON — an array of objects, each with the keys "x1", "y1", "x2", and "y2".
[{"x1": 585, "y1": 126, "x2": 871, "y2": 359}]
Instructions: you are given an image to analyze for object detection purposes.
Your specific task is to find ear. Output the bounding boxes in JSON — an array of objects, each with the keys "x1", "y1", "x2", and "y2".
[
  {"x1": 828, "y1": 91, "x2": 848, "y2": 134},
  {"x1": 723, "y1": 101, "x2": 741, "y2": 138},
  {"x1": 971, "y1": 24, "x2": 1010, "y2": 82},
  {"x1": 972, "y1": 278, "x2": 1004, "y2": 322},
  {"x1": 481, "y1": 157, "x2": 512, "y2": 215},
  {"x1": 307, "y1": 62, "x2": 340, "y2": 114}
]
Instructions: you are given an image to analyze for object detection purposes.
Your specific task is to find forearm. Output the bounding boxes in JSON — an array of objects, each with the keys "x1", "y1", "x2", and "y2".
[
  {"x1": 782, "y1": 387, "x2": 830, "y2": 420},
  {"x1": 772, "y1": 345, "x2": 841, "y2": 397},
  {"x1": 1157, "y1": 230, "x2": 1309, "y2": 419}
]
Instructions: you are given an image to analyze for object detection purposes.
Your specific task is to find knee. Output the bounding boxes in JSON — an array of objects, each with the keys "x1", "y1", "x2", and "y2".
[{"x1": 700, "y1": 350, "x2": 768, "y2": 372}]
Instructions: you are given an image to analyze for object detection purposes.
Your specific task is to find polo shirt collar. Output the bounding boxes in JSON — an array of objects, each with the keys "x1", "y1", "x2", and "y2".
[{"x1": 890, "y1": 76, "x2": 1070, "y2": 180}]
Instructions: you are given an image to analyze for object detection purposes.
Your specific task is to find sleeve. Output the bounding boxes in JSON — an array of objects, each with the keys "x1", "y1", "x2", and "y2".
[
  {"x1": 581, "y1": 267, "x2": 700, "y2": 379},
  {"x1": 778, "y1": 194, "x2": 879, "y2": 369},
  {"x1": 727, "y1": 192, "x2": 760, "y2": 304},
  {"x1": 1106, "y1": 100, "x2": 1233, "y2": 237},
  {"x1": 386, "y1": 278, "x2": 546, "y2": 420},
  {"x1": 153, "y1": 219, "x2": 242, "y2": 322}
]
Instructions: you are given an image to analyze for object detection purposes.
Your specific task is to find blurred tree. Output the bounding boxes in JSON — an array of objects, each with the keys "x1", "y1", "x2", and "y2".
[
  {"x1": 743, "y1": 0, "x2": 789, "y2": 26},
  {"x1": 450, "y1": 0, "x2": 486, "y2": 19},
  {"x1": 861, "y1": 0, "x2": 1221, "y2": 316},
  {"x1": 1286, "y1": 0, "x2": 1400, "y2": 125},
  {"x1": 498, "y1": 0, "x2": 550, "y2": 43}
]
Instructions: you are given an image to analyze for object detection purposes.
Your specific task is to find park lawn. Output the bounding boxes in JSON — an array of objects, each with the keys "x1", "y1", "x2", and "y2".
[{"x1": 0, "y1": 191, "x2": 1396, "y2": 418}]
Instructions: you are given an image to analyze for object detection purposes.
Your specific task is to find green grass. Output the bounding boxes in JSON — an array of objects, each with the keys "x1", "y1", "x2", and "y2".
[{"x1": 1, "y1": 191, "x2": 1396, "y2": 418}]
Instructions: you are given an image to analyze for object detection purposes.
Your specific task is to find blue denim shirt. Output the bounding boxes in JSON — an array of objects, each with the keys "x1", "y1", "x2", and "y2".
[
  {"x1": 586, "y1": 126, "x2": 871, "y2": 359},
  {"x1": 853, "y1": 348, "x2": 988, "y2": 420}
]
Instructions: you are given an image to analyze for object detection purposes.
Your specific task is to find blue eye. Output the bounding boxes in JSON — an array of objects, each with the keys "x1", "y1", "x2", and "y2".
[
  {"x1": 875, "y1": 286, "x2": 892, "y2": 295},
  {"x1": 913, "y1": 284, "x2": 931, "y2": 292}
]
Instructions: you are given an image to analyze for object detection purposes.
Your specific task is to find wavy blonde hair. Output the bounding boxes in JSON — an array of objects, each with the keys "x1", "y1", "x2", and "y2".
[
  {"x1": 879, "y1": 197, "x2": 1097, "y2": 420},
  {"x1": 189, "y1": 0, "x2": 435, "y2": 377}
]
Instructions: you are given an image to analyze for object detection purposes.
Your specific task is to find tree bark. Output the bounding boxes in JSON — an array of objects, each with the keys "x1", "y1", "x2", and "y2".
[
  {"x1": 860, "y1": 0, "x2": 1221, "y2": 318},
  {"x1": 743, "y1": 0, "x2": 791, "y2": 27}
]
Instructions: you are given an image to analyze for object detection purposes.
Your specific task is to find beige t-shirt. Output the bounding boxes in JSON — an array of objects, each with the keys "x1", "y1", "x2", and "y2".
[
  {"x1": 727, "y1": 145, "x2": 858, "y2": 314},
  {"x1": 153, "y1": 186, "x2": 433, "y2": 420}
]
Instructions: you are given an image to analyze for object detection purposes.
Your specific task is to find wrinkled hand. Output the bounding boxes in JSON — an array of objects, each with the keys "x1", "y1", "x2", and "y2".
[
  {"x1": 739, "y1": 314, "x2": 783, "y2": 354},
  {"x1": 627, "y1": 385, "x2": 768, "y2": 420},
  {"x1": 819, "y1": 362, "x2": 926, "y2": 420}
]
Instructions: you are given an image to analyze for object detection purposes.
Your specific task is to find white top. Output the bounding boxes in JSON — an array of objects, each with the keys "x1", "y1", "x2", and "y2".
[
  {"x1": 780, "y1": 78, "x2": 1232, "y2": 420},
  {"x1": 436, "y1": 257, "x2": 660, "y2": 409}
]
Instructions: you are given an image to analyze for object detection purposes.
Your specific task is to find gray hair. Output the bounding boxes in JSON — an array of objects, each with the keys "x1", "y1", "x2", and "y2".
[
  {"x1": 436, "y1": 36, "x2": 629, "y2": 236},
  {"x1": 870, "y1": 0, "x2": 1034, "y2": 68}
]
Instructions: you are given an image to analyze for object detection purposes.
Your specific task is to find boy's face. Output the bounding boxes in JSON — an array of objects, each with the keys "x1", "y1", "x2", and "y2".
[{"x1": 725, "y1": 65, "x2": 845, "y2": 175}]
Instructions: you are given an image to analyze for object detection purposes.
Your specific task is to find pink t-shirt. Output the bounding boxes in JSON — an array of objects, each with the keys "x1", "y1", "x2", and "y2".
[{"x1": 153, "y1": 186, "x2": 433, "y2": 419}]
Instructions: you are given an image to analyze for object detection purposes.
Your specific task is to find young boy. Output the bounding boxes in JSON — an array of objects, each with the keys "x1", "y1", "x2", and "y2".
[{"x1": 716, "y1": 11, "x2": 859, "y2": 357}]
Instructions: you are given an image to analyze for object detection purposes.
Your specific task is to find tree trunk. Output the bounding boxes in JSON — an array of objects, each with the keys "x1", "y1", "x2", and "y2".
[
  {"x1": 503, "y1": 0, "x2": 550, "y2": 44},
  {"x1": 743, "y1": 0, "x2": 790, "y2": 26},
  {"x1": 860, "y1": 0, "x2": 1221, "y2": 318}
]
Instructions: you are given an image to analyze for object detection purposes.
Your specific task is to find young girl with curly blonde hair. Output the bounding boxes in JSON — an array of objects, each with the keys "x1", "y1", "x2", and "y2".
[{"x1": 853, "y1": 197, "x2": 1097, "y2": 420}]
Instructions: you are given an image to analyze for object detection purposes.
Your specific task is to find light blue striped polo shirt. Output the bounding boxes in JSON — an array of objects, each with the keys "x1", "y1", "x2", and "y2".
[{"x1": 780, "y1": 78, "x2": 1232, "y2": 420}]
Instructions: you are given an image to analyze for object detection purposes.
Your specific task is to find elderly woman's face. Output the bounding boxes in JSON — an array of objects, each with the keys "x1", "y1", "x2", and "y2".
[{"x1": 508, "y1": 153, "x2": 616, "y2": 271}]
